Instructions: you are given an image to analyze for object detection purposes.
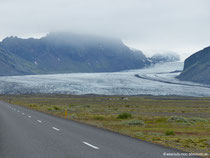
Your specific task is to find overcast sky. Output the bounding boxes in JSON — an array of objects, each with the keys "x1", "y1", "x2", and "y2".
[{"x1": 0, "y1": 0, "x2": 209, "y2": 59}]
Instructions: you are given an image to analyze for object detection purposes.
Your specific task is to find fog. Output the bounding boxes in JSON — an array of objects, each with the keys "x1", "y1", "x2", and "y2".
[{"x1": 0, "y1": 0, "x2": 210, "y2": 59}]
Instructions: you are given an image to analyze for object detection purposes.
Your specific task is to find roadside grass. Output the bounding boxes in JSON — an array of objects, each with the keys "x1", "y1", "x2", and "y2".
[{"x1": 1, "y1": 94, "x2": 210, "y2": 155}]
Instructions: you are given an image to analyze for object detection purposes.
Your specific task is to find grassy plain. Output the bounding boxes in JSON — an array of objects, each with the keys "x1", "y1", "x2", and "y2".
[{"x1": 1, "y1": 94, "x2": 209, "y2": 155}]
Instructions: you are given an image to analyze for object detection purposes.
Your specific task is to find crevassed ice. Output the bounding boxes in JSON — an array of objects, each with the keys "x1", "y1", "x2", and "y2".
[{"x1": 0, "y1": 62, "x2": 209, "y2": 97}]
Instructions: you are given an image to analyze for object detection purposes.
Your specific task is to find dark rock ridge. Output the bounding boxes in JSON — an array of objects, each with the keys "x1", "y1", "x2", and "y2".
[
  {"x1": 0, "y1": 32, "x2": 151, "y2": 76},
  {"x1": 177, "y1": 46, "x2": 210, "y2": 84}
]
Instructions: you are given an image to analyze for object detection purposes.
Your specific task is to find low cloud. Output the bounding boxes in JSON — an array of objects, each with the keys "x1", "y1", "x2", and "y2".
[{"x1": 0, "y1": 0, "x2": 210, "y2": 59}]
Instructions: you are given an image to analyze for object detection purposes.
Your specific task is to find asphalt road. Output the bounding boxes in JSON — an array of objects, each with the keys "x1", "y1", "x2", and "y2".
[{"x1": 0, "y1": 101, "x2": 199, "y2": 158}]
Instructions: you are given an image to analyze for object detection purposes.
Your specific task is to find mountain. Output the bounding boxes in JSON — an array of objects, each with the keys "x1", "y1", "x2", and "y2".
[
  {"x1": 149, "y1": 53, "x2": 180, "y2": 64},
  {"x1": 177, "y1": 46, "x2": 210, "y2": 84},
  {"x1": 0, "y1": 47, "x2": 41, "y2": 75},
  {"x1": 0, "y1": 32, "x2": 150, "y2": 76}
]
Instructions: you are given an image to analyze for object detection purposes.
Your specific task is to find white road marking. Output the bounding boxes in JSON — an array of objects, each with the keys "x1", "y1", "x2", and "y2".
[
  {"x1": 28, "y1": 115, "x2": 32, "y2": 118},
  {"x1": 52, "y1": 127, "x2": 60, "y2": 131},
  {"x1": 17, "y1": 110, "x2": 20, "y2": 112},
  {"x1": 37, "y1": 120, "x2": 42, "y2": 123},
  {"x1": 82, "y1": 142, "x2": 99, "y2": 149},
  {"x1": 22, "y1": 113, "x2": 25, "y2": 115}
]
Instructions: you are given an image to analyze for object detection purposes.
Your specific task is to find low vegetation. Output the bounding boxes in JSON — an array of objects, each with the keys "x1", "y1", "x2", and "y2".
[
  {"x1": 117, "y1": 112, "x2": 132, "y2": 119},
  {"x1": 0, "y1": 94, "x2": 209, "y2": 155}
]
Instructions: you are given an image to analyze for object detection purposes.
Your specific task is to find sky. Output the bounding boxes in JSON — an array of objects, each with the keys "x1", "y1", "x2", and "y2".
[{"x1": 0, "y1": 0, "x2": 210, "y2": 60}]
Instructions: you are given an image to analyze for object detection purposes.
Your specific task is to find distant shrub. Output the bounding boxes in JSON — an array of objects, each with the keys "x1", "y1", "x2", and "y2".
[
  {"x1": 188, "y1": 117, "x2": 207, "y2": 123},
  {"x1": 121, "y1": 120, "x2": 145, "y2": 126},
  {"x1": 54, "y1": 106, "x2": 60, "y2": 110},
  {"x1": 165, "y1": 130, "x2": 175, "y2": 136},
  {"x1": 29, "y1": 104, "x2": 36, "y2": 107},
  {"x1": 48, "y1": 107, "x2": 52, "y2": 111},
  {"x1": 168, "y1": 116, "x2": 208, "y2": 125},
  {"x1": 93, "y1": 116, "x2": 105, "y2": 121},
  {"x1": 117, "y1": 112, "x2": 132, "y2": 119},
  {"x1": 168, "y1": 116, "x2": 188, "y2": 123}
]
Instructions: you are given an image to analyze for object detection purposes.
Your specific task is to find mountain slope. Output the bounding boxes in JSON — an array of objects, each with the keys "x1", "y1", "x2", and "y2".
[
  {"x1": 0, "y1": 33, "x2": 150, "y2": 76},
  {"x1": 177, "y1": 46, "x2": 210, "y2": 84},
  {"x1": 0, "y1": 47, "x2": 41, "y2": 76}
]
